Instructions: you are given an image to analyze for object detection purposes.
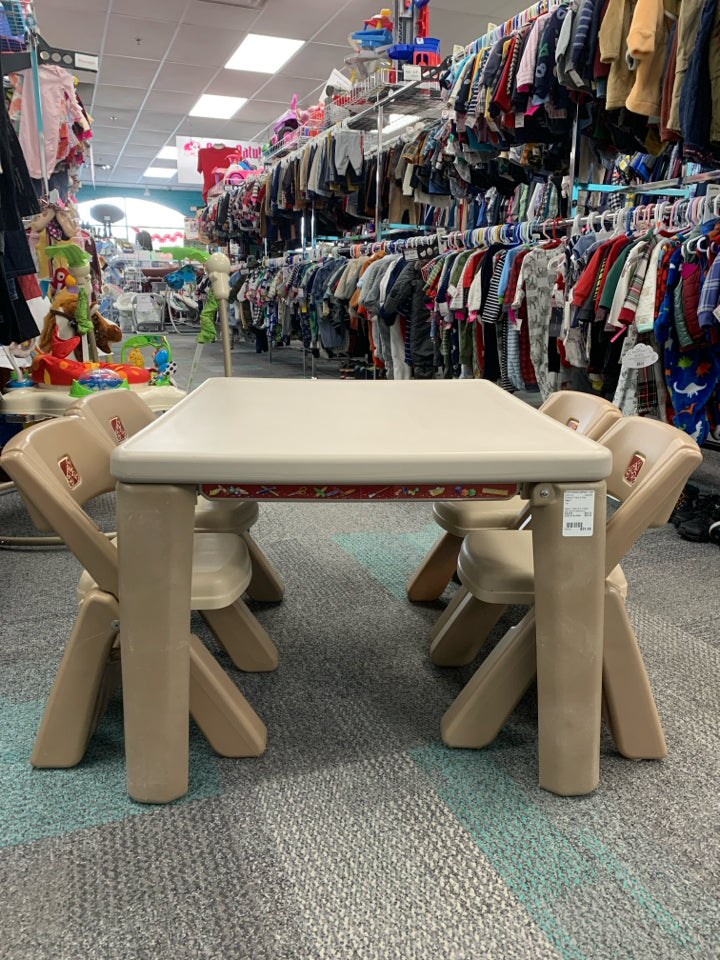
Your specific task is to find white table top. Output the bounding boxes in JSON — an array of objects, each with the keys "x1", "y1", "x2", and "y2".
[{"x1": 111, "y1": 378, "x2": 613, "y2": 485}]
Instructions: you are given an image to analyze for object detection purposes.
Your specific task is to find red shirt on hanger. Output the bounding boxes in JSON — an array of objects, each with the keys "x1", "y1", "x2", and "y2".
[{"x1": 197, "y1": 145, "x2": 238, "y2": 201}]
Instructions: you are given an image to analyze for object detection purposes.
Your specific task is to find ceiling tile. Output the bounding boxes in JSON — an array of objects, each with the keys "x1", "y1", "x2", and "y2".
[
  {"x1": 168, "y1": 24, "x2": 248, "y2": 68},
  {"x1": 255, "y1": 75, "x2": 326, "y2": 105},
  {"x1": 76, "y1": 82, "x2": 96, "y2": 104},
  {"x1": 123, "y1": 147, "x2": 162, "y2": 161},
  {"x1": 298, "y1": 82, "x2": 326, "y2": 108},
  {"x1": 279, "y1": 43, "x2": 349, "y2": 82},
  {"x1": 205, "y1": 71, "x2": 266, "y2": 99},
  {"x1": 312, "y1": 0, "x2": 381, "y2": 45},
  {"x1": 104, "y1": 15, "x2": 177, "y2": 59},
  {"x1": 233, "y1": 99, "x2": 286, "y2": 123},
  {"x1": 92, "y1": 84, "x2": 148, "y2": 111},
  {"x1": 174, "y1": 117, "x2": 232, "y2": 138},
  {"x1": 90, "y1": 125, "x2": 132, "y2": 144},
  {"x1": 427, "y1": 11, "x2": 496, "y2": 47},
  {"x1": 112, "y1": 0, "x2": 180, "y2": 20},
  {"x1": 33, "y1": 5, "x2": 108, "y2": 48},
  {"x1": 220, "y1": 120, "x2": 268, "y2": 141},
  {"x1": 135, "y1": 111, "x2": 183, "y2": 133},
  {"x1": 130, "y1": 131, "x2": 171, "y2": 148},
  {"x1": 86, "y1": 152, "x2": 119, "y2": 170},
  {"x1": 35, "y1": 0, "x2": 110, "y2": 14},
  {"x1": 124, "y1": 158, "x2": 167, "y2": 171},
  {"x1": 143, "y1": 90, "x2": 197, "y2": 115},
  {"x1": 99, "y1": 55, "x2": 162, "y2": 89},
  {"x1": 433, "y1": 0, "x2": 509, "y2": 13},
  {"x1": 185, "y1": 0, "x2": 259, "y2": 31},
  {"x1": 154, "y1": 61, "x2": 217, "y2": 94},
  {"x1": 250, "y1": 0, "x2": 344, "y2": 41},
  {"x1": 89, "y1": 107, "x2": 136, "y2": 128}
]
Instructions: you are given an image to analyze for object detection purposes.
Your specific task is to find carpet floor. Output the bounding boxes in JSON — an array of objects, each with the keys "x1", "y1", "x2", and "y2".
[{"x1": 1, "y1": 335, "x2": 718, "y2": 959}]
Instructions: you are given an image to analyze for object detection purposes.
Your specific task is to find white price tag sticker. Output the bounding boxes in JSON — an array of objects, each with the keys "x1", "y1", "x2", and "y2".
[
  {"x1": 562, "y1": 490, "x2": 595, "y2": 537},
  {"x1": 704, "y1": 184, "x2": 720, "y2": 223}
]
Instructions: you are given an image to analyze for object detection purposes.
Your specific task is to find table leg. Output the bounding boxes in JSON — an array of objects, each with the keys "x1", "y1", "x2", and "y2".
[
  {"x1": 117, "y1": 482, "x2": 196, "y2": 803},
  {"x1": 529, "y1": 480, "x2": 606, "y2": 796}
]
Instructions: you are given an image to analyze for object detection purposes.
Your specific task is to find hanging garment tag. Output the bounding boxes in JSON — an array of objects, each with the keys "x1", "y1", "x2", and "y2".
[
  {"x1": 704, "y1": 184, "x2": 720, "y2": 223},
  {"x1": 562, "y1": 490, "x2": 595, "y2": 537},
  {"x1": 621, "y1": 342, "x2": 658, "y2": 369}
]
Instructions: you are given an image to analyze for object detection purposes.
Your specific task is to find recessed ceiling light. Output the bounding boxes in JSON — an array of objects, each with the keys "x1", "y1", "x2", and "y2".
[
  {"x1": 144, "y1": 166, "x2": 177, "y2": 178},
  {"x1": 189, "y1": 94, "x2": 247, "y2": 118},
  {"x1": 225, "y1": 33, "x2": 305, "y2": 74},
  {"x1": 156, "y1": 145, "x2": 178, "y2": 161}
]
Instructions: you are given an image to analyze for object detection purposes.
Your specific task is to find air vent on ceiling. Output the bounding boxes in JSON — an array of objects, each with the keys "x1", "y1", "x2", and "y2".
[{"x1": 196, "y1": 0, "x2": 268, "y2": 9}]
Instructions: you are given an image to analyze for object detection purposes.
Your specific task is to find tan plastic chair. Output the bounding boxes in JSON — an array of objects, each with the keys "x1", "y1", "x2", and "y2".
[
  {"x1": 0, "y1": 415, "x2": 280, "y2": 769},
  {"x1": 435, "y1": 415, "x2": 702, "y2": 760},
  {"x1": 406, "y1": 391, "x2": 623, "y2": 601},
  {"x1": 65, "y1": 390, "x2": 285, "y2": 603}
]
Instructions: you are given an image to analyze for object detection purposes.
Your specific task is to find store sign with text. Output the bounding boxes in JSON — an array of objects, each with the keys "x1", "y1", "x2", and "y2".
[{"x1": 176, "y1": 136, "x2": 262, "y2": 185}]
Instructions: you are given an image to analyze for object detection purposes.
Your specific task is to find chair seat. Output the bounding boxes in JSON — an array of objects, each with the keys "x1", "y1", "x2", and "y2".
[
  {"x1": 193, "y1": 497, "x2": 259, "y2": 533},
  {"x1": 78, "y1": 532, "x2": 253, "y2": 610},
  {"x1": 458, "y1": 530, "x2": 535, "y2": 603},
  {"x1": 433, "y1": 497, "x2": 524, "y2": 537},
  {"x1": 458, "y1": 529, "x2": 628, "y2": 605}
]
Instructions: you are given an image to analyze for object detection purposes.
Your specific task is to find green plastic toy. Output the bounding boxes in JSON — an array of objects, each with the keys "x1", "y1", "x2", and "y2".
[{"x1": 121, "y1": 334, "x2": 172, "y2": 365}]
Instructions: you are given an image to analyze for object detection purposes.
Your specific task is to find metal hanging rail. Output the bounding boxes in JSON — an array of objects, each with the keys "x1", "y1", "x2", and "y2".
[{"x1": 574, "y1": 168, "x2": 720, "y2": 199}]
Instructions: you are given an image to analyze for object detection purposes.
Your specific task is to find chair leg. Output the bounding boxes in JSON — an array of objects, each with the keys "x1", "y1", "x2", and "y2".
[
  {"x1": 241, "y1": 531, "x2": 285, "y2": 603},
  {"x1": 602, "y1": 585, "x2": 667, "y2": 759},
  {"x1": 430, "y1": 590, "x2": 507, "y2": 666},
  {"x1": 429, "y1": 585, "x2": 469, "y2": 641},
  {"x1": 406, "y1": 532, "x2": 463, "y2": 602},
  {"x1": 32, "y1": 590, "x2": 119, "y2": 768},
  {"x1": 440, "y1": 587, "x2": 668, "y2": 760},
  {"x1": 90, "y1": 642, "x2": 122, "y2": 735},
  {"x1": 441, "y1": 609, "x2": 537, "y2": 748},
  {"x1": 189, "y1": 635, "x2": 267, "y2": 757},
  {"x1": 201, "y1": 599, "x2": 279, "y2": 672}
]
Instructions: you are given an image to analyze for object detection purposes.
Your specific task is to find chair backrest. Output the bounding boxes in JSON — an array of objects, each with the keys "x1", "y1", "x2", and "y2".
[
  {"x1": 0, "y1": 416, "x2": 119, "y2": 596},
  {"x1": 65, "y1": 389, "x2": 156, "y2": 447},
  {"x1": 600, "y1": 416, "x2": 703, "y2": 574},
  {"x1": 540, "y1": 390, "x2": 623, "y2": 441}
]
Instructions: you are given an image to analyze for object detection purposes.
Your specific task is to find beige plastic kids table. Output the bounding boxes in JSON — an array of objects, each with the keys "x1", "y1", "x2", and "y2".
[{"x1": 111, "y1": 378, "x2": 612, "y2": 803}]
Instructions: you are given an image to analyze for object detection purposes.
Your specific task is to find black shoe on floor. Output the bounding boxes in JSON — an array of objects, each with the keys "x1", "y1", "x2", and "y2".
[
  {"x1": 677, "y1": 495, "x2": 720, "y2": 542},
  {"x1": 670, "y1": 483, "x2": 701, "y2": 526}
]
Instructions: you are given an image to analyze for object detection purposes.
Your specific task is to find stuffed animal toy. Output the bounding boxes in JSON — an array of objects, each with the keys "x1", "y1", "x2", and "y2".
[{"x1": 38, "y1": 287, "x2": 122, "y2": 359}]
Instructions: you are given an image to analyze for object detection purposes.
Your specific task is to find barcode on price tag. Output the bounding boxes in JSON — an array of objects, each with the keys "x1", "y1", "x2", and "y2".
[{"x1": 562, "y1": 490, "x2": 595, "y2": 537}]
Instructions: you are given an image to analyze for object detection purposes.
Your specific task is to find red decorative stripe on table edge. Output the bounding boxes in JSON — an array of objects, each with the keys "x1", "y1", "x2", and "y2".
[{"x1": 199, "y1": 482, "x2": 519, "y2": 501}]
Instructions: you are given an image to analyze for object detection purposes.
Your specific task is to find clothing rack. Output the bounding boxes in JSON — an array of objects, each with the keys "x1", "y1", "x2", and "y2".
[
  {"x1": 463, "y1": 0, "x2": 564, "y2": 56},
  {"x1": 2, "y1": 3, "x2": 98, "y2": 196}
]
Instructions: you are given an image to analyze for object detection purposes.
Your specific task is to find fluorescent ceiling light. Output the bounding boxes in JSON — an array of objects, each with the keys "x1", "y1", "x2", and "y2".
[
  {"x1": 383, "y1": 114, "x2": 418, "y2": 135},
  {"x1": 144, "y1": 166, "x2": 177, "y2": 178},
  {"x1": 156, "y1": 145, "x2": 178, "y2": 161},
  {"x1": 189, "y1": 94, "x2": 247, "y2": 119},
  {"x1": 225, "y1": 33, "x2": 305, "y2": 73}
]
